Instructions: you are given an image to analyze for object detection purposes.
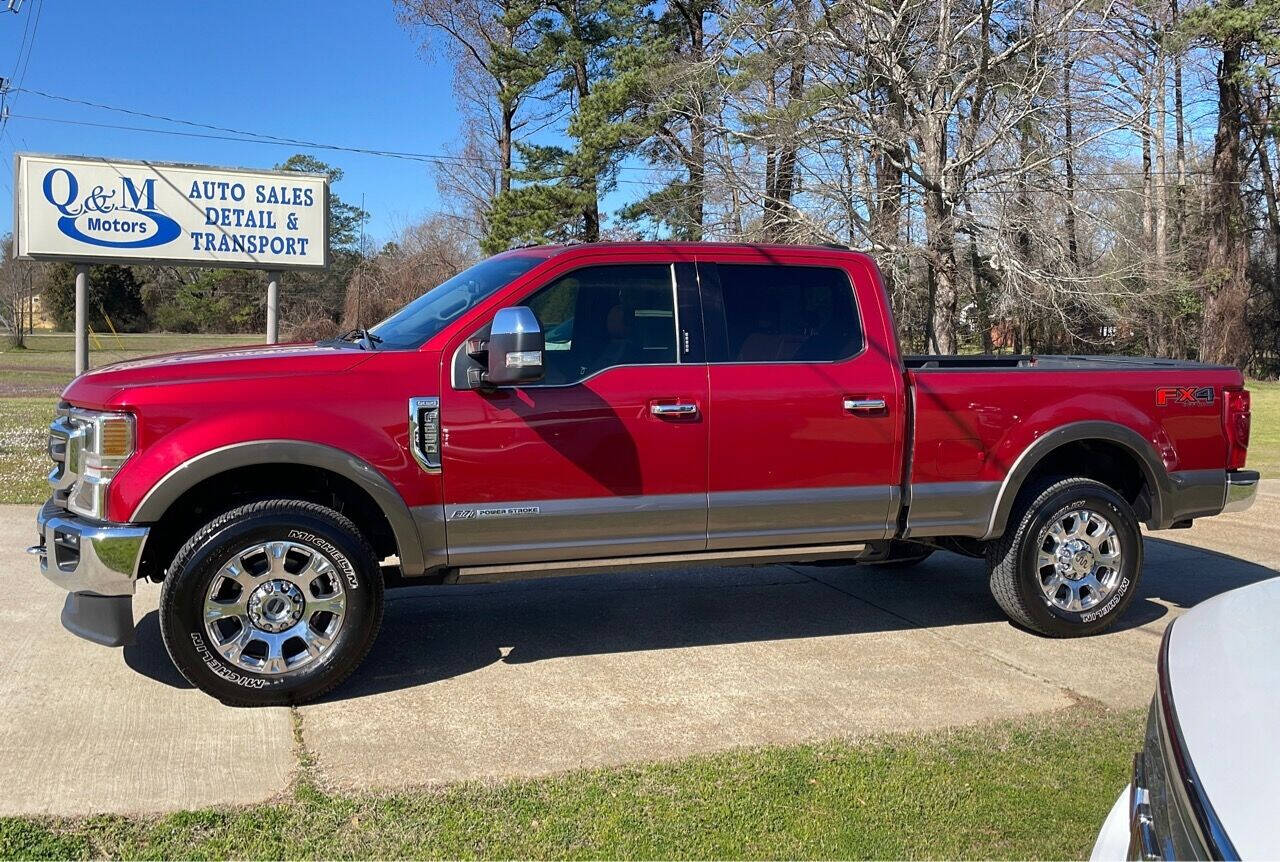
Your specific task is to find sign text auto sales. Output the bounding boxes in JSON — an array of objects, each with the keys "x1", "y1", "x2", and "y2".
[{"x1": 13, "y1": 153, "x2": 329, "y2": 270}]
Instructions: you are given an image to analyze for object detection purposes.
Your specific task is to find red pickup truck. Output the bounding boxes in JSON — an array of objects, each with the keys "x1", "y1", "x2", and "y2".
[{"x1": 30, "y1": 242, "x2": 1258, "y2": 705}]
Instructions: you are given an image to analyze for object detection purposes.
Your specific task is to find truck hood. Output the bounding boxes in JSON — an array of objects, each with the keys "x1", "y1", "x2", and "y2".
[
  {"x1": 1165, "y1": 575, "x2": 1280, "y2": 859},
  {"x1": 62, "y1": 342, "x2": 374, "y2": 408}
]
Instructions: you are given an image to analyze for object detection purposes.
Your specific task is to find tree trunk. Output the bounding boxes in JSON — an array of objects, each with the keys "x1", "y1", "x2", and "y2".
[
  {"x1": 764, "y1": 0, "x2": 808, "y2": 242},
  {"x1": 920, "y1": 110, "x2": 957, "y2": 354},
  {"x1": 1141, "y1": 85, "x2": 1154, "y2": 244},
  {"x1": 923, "y1": 186, "x2": 958, "y2": 354},
  {"x1": 872, "y1": 81, "x2": 905, "y2": 288},
  {"x1": 1199, "y1": 38, "x2": 1250, "y2": 367},
  {"x1": 687, "y1": 2, "x2": 705, "y2": 240},
  {"x1": 1063, "y1": 56, "x2": 1079, "y2": 270},
  {"x1": 571, "y1": 55, "x2": 601, "y2": 242},
  {"x1": 1154, "y1": 50, "x2": 1168, "y2": 274},
  {"x1": 1171, "y1": 0, "x2": 1187, "y2": 249},
  {"x1": 499, "y1": 104, "x2": 514, "y2": 195},
  {"x1": 1245, "y1": 91, "x2": 1280, "y2": 305},
  {"x1": 763, "y1": 77, "x2": 780, "y2": 240}
]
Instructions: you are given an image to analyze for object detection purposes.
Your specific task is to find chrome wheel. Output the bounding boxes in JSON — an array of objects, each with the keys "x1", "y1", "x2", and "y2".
[
  {"x1": 1035, "y1": 508, "x2": 1124, "y2": 612},
  {"x1": 202, "y1": 540, "x2": 347, "y2": 675}
]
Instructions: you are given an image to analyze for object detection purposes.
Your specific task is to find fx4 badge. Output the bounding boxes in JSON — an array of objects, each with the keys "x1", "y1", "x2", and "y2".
[{"x1": 1156, "y1": 386, "x2": 1214, "y2": 407}]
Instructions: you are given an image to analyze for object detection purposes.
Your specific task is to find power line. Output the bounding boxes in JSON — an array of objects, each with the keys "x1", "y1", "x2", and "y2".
[
  {"x1": 11, "y1": 0, "x2": 41, "y2": 94},
  {"x1": 13, "y1": 86, "x2": 482, "y2": 166},
  {"x1": 5, "y1": 0, "x2": 34, "y2": 85},
  {"x1": 6, "y1": 110, "x2": 1243, "y2": 195},
  {"x1": 0, "y1": 111, "x2": 661, "y2": 188},
  {"x1": 2, "y1": 85, "x2": 1248, "y2": 201},
  {"x1": 1, "y1": 0, "x2": 43, "y2": 137},
  {"x1": 8, "y1": 86, "x2": 1234, "y2": 184},
  {"x1": 7, "y1": 88, "x2": 669, "y2": 186}
]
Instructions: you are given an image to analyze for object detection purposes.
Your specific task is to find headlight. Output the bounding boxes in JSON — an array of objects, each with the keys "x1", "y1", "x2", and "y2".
[{"x1": 64, "y1": 410, "x2": 136, "y2": 520}]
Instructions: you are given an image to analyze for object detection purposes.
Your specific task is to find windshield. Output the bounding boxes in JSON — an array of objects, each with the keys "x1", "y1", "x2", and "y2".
[{"x1": 367, "y1": 253, "x2": 549, "y2": 350}]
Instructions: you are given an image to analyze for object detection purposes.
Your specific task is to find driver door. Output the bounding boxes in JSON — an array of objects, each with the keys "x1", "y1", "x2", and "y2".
[{"x1": 439, "y1": 261, "x2": 710, "y2": 566}]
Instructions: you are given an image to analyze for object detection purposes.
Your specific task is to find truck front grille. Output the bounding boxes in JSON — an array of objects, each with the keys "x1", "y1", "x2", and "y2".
[{"x1": 47, "y1": 403, "x2": 81, "y2": 509}]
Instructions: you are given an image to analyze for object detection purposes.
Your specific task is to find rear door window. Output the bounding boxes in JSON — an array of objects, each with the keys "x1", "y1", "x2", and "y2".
[{"x1": 713, "y1": 264, "x2": 863, "y2": 362}]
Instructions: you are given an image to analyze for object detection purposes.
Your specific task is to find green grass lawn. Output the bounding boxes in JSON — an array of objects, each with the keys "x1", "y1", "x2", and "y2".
[
  {"x1": 0, "y1": 333, "x2": 252, "y2": 397},
  {"x1": 1243, "y1": 379, "x2": 1280, "y2": 477},
  {"x1": 0, "y1": 334, "x2": 255, "y2": 504},
  {"x1": 0, "y1": 397, "x2": 59, "y2": 505},
  {"x1": 0, "y1": 704, "x2": 1142, "y2": 860}
]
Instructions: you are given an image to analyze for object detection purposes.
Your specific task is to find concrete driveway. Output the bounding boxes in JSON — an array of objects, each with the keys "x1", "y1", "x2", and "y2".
[{"x1": 2, "y1": 482, "x2": 1277, "y2": 816}]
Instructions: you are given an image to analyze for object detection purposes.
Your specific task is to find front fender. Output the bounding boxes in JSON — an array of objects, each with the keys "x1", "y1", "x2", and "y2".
[
  {"x1": 125, "y1": 438, "x2": 428, "y2": 576},
  {"x1": 109, "y1": 400, "x2": 431, "y2": 574}
]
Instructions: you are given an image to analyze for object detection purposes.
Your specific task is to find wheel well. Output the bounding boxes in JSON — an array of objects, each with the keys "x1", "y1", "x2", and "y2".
[
  {"x1": 135, "y1": 463, "x2": 400, "y2": 583},
  {"x1": 1015, "y1": 439, "x2": 1154, "y2": 522}
]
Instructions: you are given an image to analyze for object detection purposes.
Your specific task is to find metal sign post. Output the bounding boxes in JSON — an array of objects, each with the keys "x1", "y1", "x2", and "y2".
[
  {"x1": 74, "y1": 263, "x2": 88, "y2": 375},
  {"x1": 266, "y1": 271, "x2": 281, "y2": 344}
]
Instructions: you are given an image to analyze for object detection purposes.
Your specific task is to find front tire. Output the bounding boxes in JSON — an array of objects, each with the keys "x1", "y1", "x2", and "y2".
[
  {"x1": 986, "y1": 478, "x2": 1142, "y2": 637},
  {"x1": 159, "y1": 499, "x2": 384, "y2": 706}
]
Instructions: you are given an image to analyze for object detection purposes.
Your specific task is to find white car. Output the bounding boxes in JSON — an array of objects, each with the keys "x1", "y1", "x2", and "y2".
[{"x1": 1091, "y1": 576, "x2": 1280, "y2": 860}]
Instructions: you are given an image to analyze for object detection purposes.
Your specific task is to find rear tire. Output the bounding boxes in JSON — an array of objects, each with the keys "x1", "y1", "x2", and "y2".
[
  {"x1": 986, "y1": 477, "x2": 1142, "y2": 637},
  {"x1": 159, "y1": 499, "x2": 384, "y2": 706}
]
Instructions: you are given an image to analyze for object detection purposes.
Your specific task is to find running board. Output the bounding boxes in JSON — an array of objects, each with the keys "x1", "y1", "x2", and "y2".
[{"x1": 448, "y1": 543, "x2": 868, "y2": 584}]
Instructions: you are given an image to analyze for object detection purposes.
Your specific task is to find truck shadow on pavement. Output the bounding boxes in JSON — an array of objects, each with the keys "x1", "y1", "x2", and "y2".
[{"x1": 123, "y1": 536, "x2": 1277, "y2": 700}]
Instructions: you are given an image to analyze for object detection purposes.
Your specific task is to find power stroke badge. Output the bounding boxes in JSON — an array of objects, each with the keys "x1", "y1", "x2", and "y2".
[{"x1": 450, "y1": 506, "x2": 541, "y2": 520}]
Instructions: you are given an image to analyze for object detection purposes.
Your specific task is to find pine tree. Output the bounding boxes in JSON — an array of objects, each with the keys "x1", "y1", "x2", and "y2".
[{"x1": 483, "y1": 0, "x2": 659, "y2": 251}]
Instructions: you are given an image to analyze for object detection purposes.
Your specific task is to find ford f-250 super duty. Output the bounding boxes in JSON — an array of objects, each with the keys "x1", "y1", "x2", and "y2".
[{"x1": 28, "y1": 243, "x2": 1259, "y2": 705}]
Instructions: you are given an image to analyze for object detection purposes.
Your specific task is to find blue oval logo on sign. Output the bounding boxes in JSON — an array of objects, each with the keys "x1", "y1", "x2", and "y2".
[{"x1": 42, "y1": 167, "x2": 181, "y2": 249}]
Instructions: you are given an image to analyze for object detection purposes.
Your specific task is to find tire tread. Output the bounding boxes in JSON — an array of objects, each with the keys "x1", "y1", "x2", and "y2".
[
  {"x1": 159, "y1": 498, "x2": 384, "y2": 706},
  {"x1": 986, "y1": 477, "x2": 1138, "y2": 637}
]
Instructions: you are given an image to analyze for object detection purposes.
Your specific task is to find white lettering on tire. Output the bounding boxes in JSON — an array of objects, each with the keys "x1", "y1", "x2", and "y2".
[
  {"x1": 1080, "y1": 576, "x2": 1130, "y2": 623},
  {"x1": 190, "y1": 632, "x2": 272, "y2": 688},
  {"x1": 286, "y1": 529, "x2": 359, "y2": 589}
]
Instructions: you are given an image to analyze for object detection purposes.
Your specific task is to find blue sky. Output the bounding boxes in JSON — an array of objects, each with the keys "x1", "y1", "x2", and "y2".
[{"x1": 0, "y1": 0, "x2": 460, "y2": 244}]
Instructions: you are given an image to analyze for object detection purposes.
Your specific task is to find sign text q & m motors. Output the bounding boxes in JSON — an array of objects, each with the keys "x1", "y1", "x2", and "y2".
[{"x1": 13, "y1": 153, "x2": 329, "y2": 270}]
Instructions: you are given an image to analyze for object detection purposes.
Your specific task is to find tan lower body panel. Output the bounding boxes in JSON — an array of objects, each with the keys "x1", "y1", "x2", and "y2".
[{"x1": 449, "y1": 542, "x2": 868, "y2": 584}]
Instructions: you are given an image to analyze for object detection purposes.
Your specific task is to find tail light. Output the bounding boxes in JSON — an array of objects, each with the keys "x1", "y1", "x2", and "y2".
[{"x1": 1224, "y1": 388, "x2": 1251, "y2": 470}]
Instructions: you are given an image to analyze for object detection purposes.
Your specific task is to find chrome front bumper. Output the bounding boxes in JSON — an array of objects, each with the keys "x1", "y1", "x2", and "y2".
[
  {"x1": 1223, "y1": 469, "x2": 1260, "y2": 514},
  {"x1": 29, "y1": 499, "x2": 149, "y2": 597}
]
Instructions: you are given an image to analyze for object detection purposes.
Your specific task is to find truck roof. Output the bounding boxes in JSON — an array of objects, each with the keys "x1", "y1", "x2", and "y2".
[{"x1": 501, "y1": 241, "x2": 874, "y2": 261}]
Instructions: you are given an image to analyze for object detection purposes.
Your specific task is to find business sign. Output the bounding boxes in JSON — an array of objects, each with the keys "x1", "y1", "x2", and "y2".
[{"x1": 13, "y1": 153, "x2": 329, "y2": 269}]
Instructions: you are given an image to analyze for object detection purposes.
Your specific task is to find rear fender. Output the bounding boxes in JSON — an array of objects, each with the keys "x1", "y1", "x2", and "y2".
[{"x1": 982, "y1": 420, "x2": 1176, "y2": 539}]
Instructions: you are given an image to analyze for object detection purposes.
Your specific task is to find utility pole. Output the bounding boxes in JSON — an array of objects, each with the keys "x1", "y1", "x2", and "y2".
[{"x1": 355, "y1": 192, "x2": 367, "y2": 328}]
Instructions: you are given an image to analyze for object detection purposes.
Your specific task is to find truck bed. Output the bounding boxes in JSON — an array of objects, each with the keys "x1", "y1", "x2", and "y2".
[
  {"x1": 900, "y1": 357, "x2": 1242, "y2": 539},
  {"x1": 904, "y1": 354, "x2": 1227, "y2": 371}
]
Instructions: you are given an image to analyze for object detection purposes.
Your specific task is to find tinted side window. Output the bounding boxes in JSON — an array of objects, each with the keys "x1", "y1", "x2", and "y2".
[
  {"x1": 525, "y1": 264, "x2": 676, "y2": 385},
  {"x1": 716, "y1": 264, "x2": 863, "y2": 362}
]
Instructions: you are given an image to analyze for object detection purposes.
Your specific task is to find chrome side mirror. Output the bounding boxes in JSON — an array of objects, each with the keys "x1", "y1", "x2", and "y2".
[{"x1": 484, "y1": 306, "x2": 544, "y2": 386}]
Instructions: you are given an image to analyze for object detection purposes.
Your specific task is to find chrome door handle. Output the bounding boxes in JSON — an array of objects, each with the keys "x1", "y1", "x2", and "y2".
[
  {"x1": 844, "y1": 398, "x2": 887, "y2": 413},
  {"x1": 651, "y1": 402, "x2": 699, "y2": 417}
]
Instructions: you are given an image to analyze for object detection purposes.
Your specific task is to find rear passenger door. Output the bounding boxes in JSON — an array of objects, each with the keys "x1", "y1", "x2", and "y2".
[{"x1": 700, "y1": 260, "x2": 901, "y2": 548}]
